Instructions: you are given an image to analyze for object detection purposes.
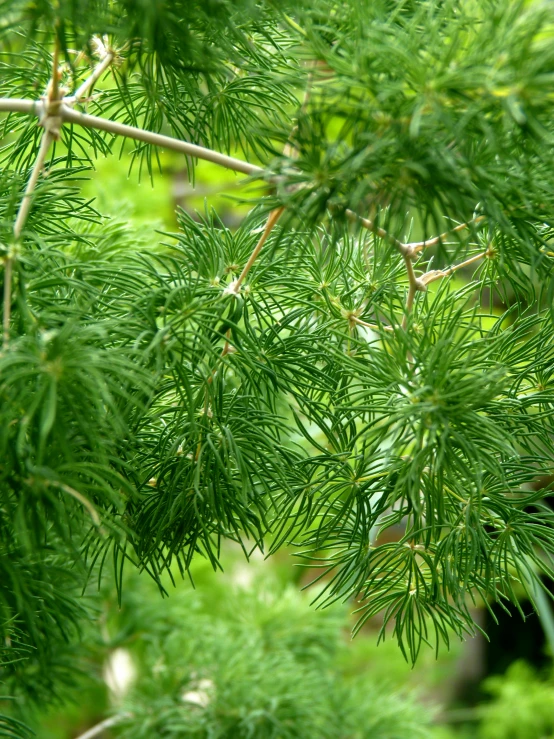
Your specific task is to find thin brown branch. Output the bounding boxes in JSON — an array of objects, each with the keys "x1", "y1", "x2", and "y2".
[
  {"x1": 71, "y1": 48, "x2": 115, "y2": 103},
  {"x1": 345, "y1": 209, "x2": 413, "y2": 257},
  {"x1": 0, "y1": 96, "x2": 263, "y2": 177},
  {"x1": 2, "y1": 257, "x2": 13, "y2": 351},
  {"x1": 13, "y1": 131, "x2": 54, "y2": 240},
  {"x1": 408, "y1": 215, "x2": 486, "y2": 253},
  {"x1": 60, "y1": 105, "x2": 263, "y2": 176},
  {"x1": 402, "y1": 255, "x2": 425, "y2": 330},
  {"x1": 55, "y1": 482, "x2": 102, "y2": 528},
  {"x1": 3, "y1": 130, "x2": 54, "y2": 348},
  {"x1": 350, "y1": 315, "x2": 394, "y2": 333},
  {"x1": 420, "y1": 249, "x2": 489, "y2": 286},
  {"x1": 230, "y1": 206, "x2": 285, "y2": 294}
]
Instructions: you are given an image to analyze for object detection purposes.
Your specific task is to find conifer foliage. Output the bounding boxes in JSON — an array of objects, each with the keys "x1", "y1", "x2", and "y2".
[{"x1": 2, "y1": 0, "x2": 554, "y2": 705}]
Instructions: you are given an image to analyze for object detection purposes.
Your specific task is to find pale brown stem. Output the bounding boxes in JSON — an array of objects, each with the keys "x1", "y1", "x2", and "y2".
[
  {"x1": 3, "y1": 130, "x2": 54, "y2": 348},
  {"x1": 232, "y1": 207, "x2": 285, "y2": 293},
  {"x1": 13, "y1": 131, "x2": 54, "y2": 240},
  {"x1": 420, "y1": 250, "x2": 488, "y2": 286},
  {"x1": 61, "y1": 106, "x2": 262, "y2": 176},
  {"x1": 345, "y1": 209, "x2": 412, "y2": 257},
  {"x1": 0, "y1": 97, "x2": 263, "y2": 176},
  {"x1": 0, "y1": 98, "x2": 35, "y2": 114},
  {"x1": 408, "y1": 216, "x2": 485, "y2": 253},
  {"x1": 351, "y1": 315, "x2": 394, "y2": 333},
  {"x1": 402, "y1": 255, "x2": 422, "y2": 330},
  {"x1": 2, "y1": 257, "x2": 12, "y2": 350},
  {"x1": 71, "y1": 51, "x2": 114, "y2": 103}
]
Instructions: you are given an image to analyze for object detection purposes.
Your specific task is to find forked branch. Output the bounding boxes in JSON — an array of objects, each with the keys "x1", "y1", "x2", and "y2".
[
  {"x1": 344, "y1": 209, "x2": 426, "y2": 328},
  {"x1": 345, "y1": 208, "x2": 489, "y2": 328},
  {"x1": 407, "y1": 215, "x2": 486, "y2": 253},
  {"x1": 345, "y1": 209, "x2": 413, "y2": 258},
  {"x1": 0, "y1": 97, "x2": 264, "y2": 176}
]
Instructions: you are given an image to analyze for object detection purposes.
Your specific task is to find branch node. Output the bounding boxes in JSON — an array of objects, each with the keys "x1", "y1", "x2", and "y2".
[
  {"x1": 38, "y1": 100, "x2": 63, "y2": 139},
  {"x1": 223, "y1": 279, "x2": 241, "y2": 296}
]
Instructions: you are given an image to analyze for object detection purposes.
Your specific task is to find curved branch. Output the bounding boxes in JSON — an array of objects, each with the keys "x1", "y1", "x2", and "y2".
[
  {"x1": 0, "y1": 97, "x2": 264, "y2": 177},
  {"x1": 60, "y1": 106, "x2": 263, "y2": 176},
  {"x1": 345, "y1": 208, "x2": 412, "y2": 258},
  {"x1": 232, "y1": 207, "x2": 284, "y2": 293}
]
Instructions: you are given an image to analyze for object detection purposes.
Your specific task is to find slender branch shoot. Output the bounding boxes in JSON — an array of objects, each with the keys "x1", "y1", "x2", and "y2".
[
  {"x1": 60, "y1": 106, "x2": 263, "y2": 176},
  {"x1": 350, "y1": 314, "x2": 394, "y2": 333},
  {"x1": 12, "y1": 131, "x2": 54, "y2": 240},
  {"x1": 1, "y1": 258, "x2": 12, "y2": 351},
  {"x1": 55, "y1": 483, "x2": 102, "y2": 528},
  {"x1": 345, "y1": 208, "x2": 412, "y2": 257},
  {"x1": 71, "y1": 41, "x2": 115, "y2": 103},
  {"x1": 420, "y1": 249, "x2": 489, "y2": 286},
  {"x1": 408, "y1": 215, "x2": 486, "y2": 253},
  {"x1": 0, "y1": 97, "x2": 262, "y2": 176},
  {"x1": 3, "y1": 129, "x2": 54, "y2": 348},
  {"x1": 230, "y1": 206, "x2": 285, "y2": 293},
  {"x1": 402, "y1": 254, "x2": 425, "y2": 330}
]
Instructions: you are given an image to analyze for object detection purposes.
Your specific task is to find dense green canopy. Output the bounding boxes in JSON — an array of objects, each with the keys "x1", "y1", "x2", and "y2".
[{"x1": 2, "y1": 1, "x2": 554, "y2": 720}]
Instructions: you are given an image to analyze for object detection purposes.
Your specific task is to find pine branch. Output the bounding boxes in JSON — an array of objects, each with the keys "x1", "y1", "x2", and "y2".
[
  {"x1": 345, "y1": 208, "x2": 413, "y2": 258},
  {"x1": 401, "y1": 253, "x2": 426, "y2": 330},
  {"x1": 420, "y1": 249, "x2": 491, "y2": 286},
  {"x1": 0, "y1": 98, "x2": 263, "y2": 176},
  {"x1": 408, "y1": 216, "x2": 486, "y2": 254},
  {"x1": 2, "y1": 38, "x2": 65, "y2": 347},
  {"x1": 69, "y1": 36, "x2": 116, "y2": 104},
  {"x1": 3, "y1": 2, "x2": 554, "y2": 670},
  {"x1": 230, "y1": 207, "x2": 284, "y2": 294}
]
